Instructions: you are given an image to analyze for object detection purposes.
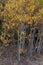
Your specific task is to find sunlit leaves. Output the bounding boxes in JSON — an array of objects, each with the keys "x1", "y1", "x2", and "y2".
[
  {"x1": 39, "y1": 8, "x2": 43, "y2": 15},
  {"x1": 0, "y1": 35, "x2": 3, "y2": 40},
  {"x1": 0, "y1": 0, "x2": 43, "y2": 47},
  {"x1": 1, "y1": 0, "x2": 42, "y2": 25}
]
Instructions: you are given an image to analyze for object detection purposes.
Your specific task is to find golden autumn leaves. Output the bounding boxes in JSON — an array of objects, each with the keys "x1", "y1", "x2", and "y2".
[
  {"x1": 0, "y1": 0, "x2": 43, "y2": 47},
  {"x1": 0, "y1": 0, "x2": 42, "y2": 25}
]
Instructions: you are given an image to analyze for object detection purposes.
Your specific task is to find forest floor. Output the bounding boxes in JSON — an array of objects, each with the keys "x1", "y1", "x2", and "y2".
[{"x1": 0, "y1": 45, "x2": 43, "y2": 65}]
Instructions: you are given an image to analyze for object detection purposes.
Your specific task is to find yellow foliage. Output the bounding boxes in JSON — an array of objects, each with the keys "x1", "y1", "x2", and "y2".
[
  {"x1": 39, "y1": 8, "x2": 43, "y2": 15},
  {"x1": 0, "y1": 35, "x2": 3, "y2": 40},
  {"x1": 1, "y1": 0, "x2": 42, "y2": 26},
  {"x1": 0, "y1": 0, "x2": 43, "y2": 47},
  {"x1": 21, "y1": 31, "x2": 25, "y2": 35},
  {"x1": 26, "y1": 5, "x2": 35, "y2": 13},
  {"x1": 27, "y1": 34, "x2": 32, "y2": 40}
]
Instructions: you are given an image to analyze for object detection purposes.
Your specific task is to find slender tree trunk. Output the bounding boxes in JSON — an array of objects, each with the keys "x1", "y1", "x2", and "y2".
[{"x1": 18, "y1": 22, "x2": 26, "y2": 62}]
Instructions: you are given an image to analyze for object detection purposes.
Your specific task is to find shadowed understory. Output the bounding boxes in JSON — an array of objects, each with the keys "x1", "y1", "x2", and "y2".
[{"x1": 0, "y1": 44, "x2": 43, "y2": 65}]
